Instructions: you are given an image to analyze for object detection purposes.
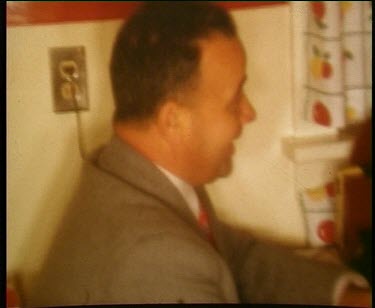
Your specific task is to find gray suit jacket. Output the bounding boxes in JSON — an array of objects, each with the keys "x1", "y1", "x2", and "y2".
[{"x1": 27, "y1": 136, "x2": 348, "y2": 306}]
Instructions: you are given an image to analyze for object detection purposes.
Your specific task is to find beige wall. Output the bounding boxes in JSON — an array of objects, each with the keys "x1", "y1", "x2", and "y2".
[
  {"x1": 7, "y1": 19, "x2": 121, "y2": 288},
  {"x1": 207, "y1": 6, "x2": 301, "y2": 243},
  {"x1": 207, "y1": 4, "x2": 346, "y2": 246},
  {"x1": 7, "y1": 3, "x2": 342, "y2": 294}
]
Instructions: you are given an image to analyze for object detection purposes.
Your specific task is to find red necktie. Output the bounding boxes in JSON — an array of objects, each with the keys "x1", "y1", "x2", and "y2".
[{"x1": 198, "y1": 202, "x2": 216, "y2": 246}]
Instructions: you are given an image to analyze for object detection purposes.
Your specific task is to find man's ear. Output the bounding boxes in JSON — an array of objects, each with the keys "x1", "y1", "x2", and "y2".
[
  {"x1": 156, "y1": 100, "x2": 181, "y2": 137},
  {"x1": 157, "y1": 100, "x2": 191, "y2": 135}
]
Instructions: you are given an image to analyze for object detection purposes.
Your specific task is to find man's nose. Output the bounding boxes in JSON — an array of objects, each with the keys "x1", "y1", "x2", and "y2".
[{"x1": 240, "y1": 95, "x2": 256, "y2": 124}]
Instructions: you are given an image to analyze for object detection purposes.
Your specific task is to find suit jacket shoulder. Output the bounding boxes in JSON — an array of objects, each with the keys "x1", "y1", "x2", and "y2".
[{"x1": 26, "y1": 136, "x2": 239, "y2": 306}]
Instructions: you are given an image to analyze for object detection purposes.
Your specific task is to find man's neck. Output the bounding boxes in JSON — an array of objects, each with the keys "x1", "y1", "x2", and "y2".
[{"x1": 114, "y1": 121, "x2": 193, "y2": 185}]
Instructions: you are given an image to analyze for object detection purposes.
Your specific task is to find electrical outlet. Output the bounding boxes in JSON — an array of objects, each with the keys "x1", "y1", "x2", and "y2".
[{"x1": 49, "y1": 46, "x2": 89, "y2": 112}]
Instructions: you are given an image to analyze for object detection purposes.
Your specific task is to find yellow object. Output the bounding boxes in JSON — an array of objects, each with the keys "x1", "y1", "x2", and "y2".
[
  {"x1": 340, "y1": 2, "x2": 352, "y2": 15},
  {"x1": 346, "y1": 105, "x2": 357, "y2": 122},
  {"x1": 310, "y1": 57, "x2": 322, "y2": 79},
  {"x1": 306, "y1": 186, "x2": 326, "y2": 201}
]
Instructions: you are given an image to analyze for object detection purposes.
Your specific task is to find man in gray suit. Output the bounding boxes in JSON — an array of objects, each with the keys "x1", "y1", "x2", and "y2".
[{"x1": 27, "y1": 2, "x2": 371, "y2": 306}]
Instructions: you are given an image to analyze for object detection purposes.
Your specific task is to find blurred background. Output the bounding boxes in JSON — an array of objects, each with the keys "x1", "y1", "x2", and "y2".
[{"x1": 7, "y1": 1, "x2": 372, "y2": 303}]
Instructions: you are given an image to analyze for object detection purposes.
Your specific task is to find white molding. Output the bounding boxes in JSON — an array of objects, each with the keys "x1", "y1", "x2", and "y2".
[{"x1": 282, "y1": 135, "x2": 354, "y2": 163}]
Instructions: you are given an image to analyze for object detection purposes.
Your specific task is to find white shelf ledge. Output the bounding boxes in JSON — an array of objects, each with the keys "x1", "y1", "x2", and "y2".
[{"x1": 282, "y1": 134, "x2": 354, "y2": 163}]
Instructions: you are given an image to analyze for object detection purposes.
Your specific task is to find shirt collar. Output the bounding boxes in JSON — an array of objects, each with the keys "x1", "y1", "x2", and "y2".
[{"x1": 156, "y1": 165, "x2": 200, "y2": 220}]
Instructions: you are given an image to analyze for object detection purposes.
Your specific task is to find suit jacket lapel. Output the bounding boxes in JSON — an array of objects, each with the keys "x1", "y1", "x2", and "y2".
[{"x1": 94, "y1": 135, "x2": 199, "y2": 229}]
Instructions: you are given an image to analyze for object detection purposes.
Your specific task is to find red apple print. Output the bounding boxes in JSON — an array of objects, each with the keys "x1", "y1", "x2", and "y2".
[
  {"x1": 317, "y1": 219, "x2": 335, "y2": 243},
  {"x1": 321, "y1": 52, "x2": 332, "y2": 78},
  {"x1": 313, "y1": 101, "x2": 331, "y2": 126},
  {"x1": 322, "y1": 61, "x2": 332, "y2": 78},
  {"x1": 311, "y1": 1, "x2": 325, "y2": 19},
  {"x1": 311, "y1": 2, "x2": 327, "y2": 28},
  {"x1": 325, "y1": 182, "x2": 336, "y2": 198}
]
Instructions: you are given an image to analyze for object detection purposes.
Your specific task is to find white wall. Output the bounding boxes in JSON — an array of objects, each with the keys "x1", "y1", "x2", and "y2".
[
  {"x1": 8, "y1": 3, "x2": 338, "y2": 296},
  {"x1": 207, "y1": 4, "x2": 348, "y2": 246},
  {"x1": 7, "y1": 19, "x2": 122, "y2": 290},
  {"x1": 207, "y1": 5, "x2": 306, "y2": 245}
]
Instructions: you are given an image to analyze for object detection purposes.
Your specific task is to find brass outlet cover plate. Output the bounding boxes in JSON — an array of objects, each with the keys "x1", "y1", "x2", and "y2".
[{"x1": 49, "y1": 46, "x2": 89, "y2": 112}]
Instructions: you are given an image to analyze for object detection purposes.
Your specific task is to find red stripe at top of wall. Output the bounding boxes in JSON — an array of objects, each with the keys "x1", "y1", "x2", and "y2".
[{"x1": 6, "y1": 1, "x2": 287, "y2": 27}]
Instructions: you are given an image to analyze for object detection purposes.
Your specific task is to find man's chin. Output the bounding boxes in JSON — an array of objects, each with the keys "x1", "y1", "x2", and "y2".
[
  {"x1": 216, "y1": 160, "x2": 233, "y2": 179},
  {"x1": 194, "y1": 159, "x2": 233, "y2": 185}
]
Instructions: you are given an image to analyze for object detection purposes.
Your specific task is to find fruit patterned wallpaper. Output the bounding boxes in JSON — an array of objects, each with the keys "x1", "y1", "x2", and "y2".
[
  {"x1": 299, "y1": 181, "x2": 337, "y2": 247},
  {"x1": 304, "y1": 1, "x2": 372, "y2": 128}
]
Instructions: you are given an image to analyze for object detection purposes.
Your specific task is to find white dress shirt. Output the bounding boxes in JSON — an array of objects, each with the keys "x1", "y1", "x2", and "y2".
[{"x1": 156, "y1": 164, "x2": 201, "y2": 220}]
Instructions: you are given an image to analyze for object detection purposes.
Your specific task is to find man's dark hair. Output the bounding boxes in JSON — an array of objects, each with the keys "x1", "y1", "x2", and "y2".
[{"x1": 110, "y1": 1, "x2": 237, "y2": 122}]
